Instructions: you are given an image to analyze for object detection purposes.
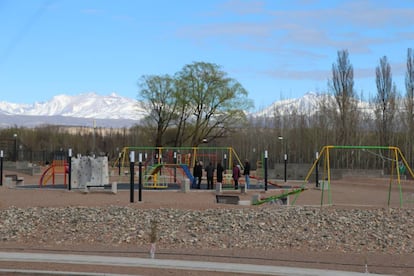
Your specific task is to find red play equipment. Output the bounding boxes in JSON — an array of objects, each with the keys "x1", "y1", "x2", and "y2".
[{"x1": 39, "y1": 160, "x2": 69, "y2": 187}]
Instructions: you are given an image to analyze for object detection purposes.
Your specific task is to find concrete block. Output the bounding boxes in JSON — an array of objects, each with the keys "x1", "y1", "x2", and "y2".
[
  {"x1": 4, "y1": 177, "x2": 13, "y2": 187},
  {"x1": 240, "y1": 185, "x2": 246, "y2": 194},
  {"x1": 251, "y1": 194, "x2": 260, "y2": 204},
  {"x1": 216, "y1": 195, "x2": 240, "y2": 204},
  {"x1": 318, "y1": 181, "x2": 330, "y2": 190},
  {"x1": 112, "y1": 182, "x2": 117, "y2": 194},
  {"x1": 181, "y1": 179, "x2": 190, "y2": 193},
  {"x1": 216, "y1": 182, "x2": 222, "y2": 194}
]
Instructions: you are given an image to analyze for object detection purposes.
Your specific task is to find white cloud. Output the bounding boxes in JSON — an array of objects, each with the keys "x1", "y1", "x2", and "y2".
[
  {"x1": 264, "y1": 68, "x2": 330, "y2": 81},
  {"x1": 176, "y1": 1, "x2": 413, "y2": 54}
]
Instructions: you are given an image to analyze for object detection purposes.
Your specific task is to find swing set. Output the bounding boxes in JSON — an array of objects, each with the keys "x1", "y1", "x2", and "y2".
[{"x1": 293, "y1": 145, "x2": 414, "y2": 207}]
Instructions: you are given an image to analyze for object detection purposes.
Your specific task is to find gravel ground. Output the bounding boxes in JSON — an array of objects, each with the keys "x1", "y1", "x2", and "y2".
[{"x1": 1, "y1": 206, "x2": 413, "y2": 255}]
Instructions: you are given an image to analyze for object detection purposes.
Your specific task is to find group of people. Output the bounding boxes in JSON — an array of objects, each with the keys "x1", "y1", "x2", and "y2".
[{"x1": 193, "y1": 159, "x2": 250, "y2": 190}]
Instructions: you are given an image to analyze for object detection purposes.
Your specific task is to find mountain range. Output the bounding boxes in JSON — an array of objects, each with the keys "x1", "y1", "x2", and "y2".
[
  {"x1": 0, "y1": 93, "x2": 146, "y2": 128},
  {"x1": 0, "y1": 92, "x2": 373, "y2": 128}
]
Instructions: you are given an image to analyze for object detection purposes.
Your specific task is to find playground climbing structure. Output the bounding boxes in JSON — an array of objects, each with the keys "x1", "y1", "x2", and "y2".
[
  {"x1": 114, "y1": 146, "x2": 244, "y2": 188},
  {"x1": 39, "y1": 160, "x2": 68, "y2": 187}
]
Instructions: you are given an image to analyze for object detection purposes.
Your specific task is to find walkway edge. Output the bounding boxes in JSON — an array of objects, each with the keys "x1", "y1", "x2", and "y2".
[{"x1": 0, "y1": 252, "x2": 393, "y2": 276}]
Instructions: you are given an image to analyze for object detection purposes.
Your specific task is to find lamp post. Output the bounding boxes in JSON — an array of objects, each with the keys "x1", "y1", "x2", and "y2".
[
  {"x1": 68, "y1": 148, "x2": 72, "y2": 190},
  {"x1": 0, "y1": 150, "x2": 3, "y2": 186},
  {"x1": 173, "y1": 151, "x2": 177, "y2": 183},
  {"x1": 130, "y1": 151, "x2": 135, "y2": 203},
  {"x1": 13, "y1": 134, "x2": 17, "y2": 162},
  {"x1": 278, "y1": 136, "x2": 288, "y2": 182},
  {"x1": 138, "y1": 153, "x2": 143, "y2": 202},
  {"x1": 264, "y1": 150, "x2": 268, "y2": 191},
  {"x1": 315, "y1": 151, "x2": 319, "y2": 188},
  {"x1": 118, "y1": 151, "x2": 122, "y2": 176},
  {"x1": 92, "y1": 120, "x2": 96, "y2": 156}
]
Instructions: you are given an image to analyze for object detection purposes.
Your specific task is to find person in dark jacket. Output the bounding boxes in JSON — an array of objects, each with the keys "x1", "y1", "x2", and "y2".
[
  {"x1": 232, "y1": 163, "x2": 241, "y2": 189},
  {"x1": 205, "y1": 162, "x2": 215, "y2": 189},
  {"x1": 216, "y1": 161, "x2": 224, "y2": 187},
  {"x1": 193, "y1": 161, "x2": 203, "y2": 189},
  {"x1": 243, "y1": 159, "x2": 251, "y2": 189}
]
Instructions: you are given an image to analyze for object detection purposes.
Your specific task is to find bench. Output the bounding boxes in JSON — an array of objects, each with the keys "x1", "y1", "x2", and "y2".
[
  {"x1": 85, "y1": 182, "x2": 117, "y2": 194},
  {"x1": 5, "y1": 174, "x2": 24, "y2": 184},
  {"x1": 216, "y1": 195, "x2": 240, "y2": 205}
]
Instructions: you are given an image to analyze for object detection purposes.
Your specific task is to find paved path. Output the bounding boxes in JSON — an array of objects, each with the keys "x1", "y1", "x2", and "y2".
[{"x1": 0, "y1": 252, "x2": 393, "y2": 276}]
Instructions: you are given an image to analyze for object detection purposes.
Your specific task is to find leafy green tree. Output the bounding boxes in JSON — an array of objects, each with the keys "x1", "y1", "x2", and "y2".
[
  {"x1": 138, "y1": 75, "x2": 178, "y2": 147},
  {"x1": 171, "y1": 76, "x2": 193, "y2": 147},
  {"x1": 176, "y1": 62, "x2": 253, "y2": 146}
]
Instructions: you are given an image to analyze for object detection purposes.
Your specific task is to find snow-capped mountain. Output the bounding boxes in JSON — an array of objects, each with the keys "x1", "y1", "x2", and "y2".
[
  {"x1": 0, "y1": 93, "x2": 147, "y2": 128},
  {"x1": 0, "y1": 92, "x2": 145, "y2": 120},
  {"x1": 252, "y1": 92, "x2": 326, "y2": 117},
  {"x1": 0, "y1": 91, "x2": 375, "y2": 128},
  {"x1": 253, "y1": 92, "x2": 373, "y2": 117}
]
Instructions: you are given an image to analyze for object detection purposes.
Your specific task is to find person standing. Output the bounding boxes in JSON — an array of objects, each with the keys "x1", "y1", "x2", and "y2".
[
  {"x1": 232, "y1": 163, "x2": 240, "y2": 190},
  {"x1": 205, "y1": 162, "x2": 215, "y2": 189},
  {"x1": 193, "y1": 161, "x2": 203, "y2": 189},
  {"x1": 243, "y1": 159, "x2": 251, "y2": 189},
  {"x1": 216, "y1": 161, "x2": 224, "y2": 188}
]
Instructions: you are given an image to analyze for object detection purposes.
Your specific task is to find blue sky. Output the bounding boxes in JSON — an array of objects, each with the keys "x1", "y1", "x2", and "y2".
[{"x1": 1, "y1": 0, "x2": 413, "y2": 111}]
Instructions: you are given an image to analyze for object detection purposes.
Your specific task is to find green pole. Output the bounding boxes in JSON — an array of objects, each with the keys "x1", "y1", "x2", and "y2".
[{"x1": 387, "y1": 181, "x2": 392, "y2": 207}]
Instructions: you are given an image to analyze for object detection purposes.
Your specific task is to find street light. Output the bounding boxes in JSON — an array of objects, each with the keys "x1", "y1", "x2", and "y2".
[
  {"x1": 13, "y1": 133, "x2": 17, "y2": 162},
  {"x1": 278, "y1": 136, "x2": 288, "y2": 182}
]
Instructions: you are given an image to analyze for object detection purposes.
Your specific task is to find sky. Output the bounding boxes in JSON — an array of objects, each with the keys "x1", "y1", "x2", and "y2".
[{"x1": 1, "y1": 0, "x2": 413, "y2": 111}]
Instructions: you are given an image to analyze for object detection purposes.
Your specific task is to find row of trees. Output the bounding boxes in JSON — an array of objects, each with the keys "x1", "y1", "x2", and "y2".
[
  {"x1": 324, "y1": 48, "x2": 413, "y2": 168},
  {"x1": 1, "y1": 49, "x2": 414, "y2": 171}
]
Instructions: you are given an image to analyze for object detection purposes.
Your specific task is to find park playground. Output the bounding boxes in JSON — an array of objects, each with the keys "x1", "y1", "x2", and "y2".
[{"x1": 1, "y1": 145, "x2": 414, "y2": 208}]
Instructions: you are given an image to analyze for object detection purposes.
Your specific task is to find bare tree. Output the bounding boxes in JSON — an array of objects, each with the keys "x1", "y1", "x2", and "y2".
[
  {"x1": 329, "y1": 50, "x2": 360, "y2": 168},
  {"x1": 329, "y1": 50, "x2": 359, "y2": 145},
  {"x1": 374, "y1": 56, "x2": 397, "y2": 148},
  {"x1": 404, "y1": 48, "x2": 414, "y2": 164}
]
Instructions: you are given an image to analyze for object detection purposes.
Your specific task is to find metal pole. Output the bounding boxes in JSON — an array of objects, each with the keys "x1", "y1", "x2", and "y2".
[
  {"x1": 92, "y1": 120, "x2": 96, "y2": 156},
  {"x1": 173, "y1": 151, "x2": 177, "y2": 183},
  {"x1": 264, "y1": 150, "x2": 268, "y2": 191},
  {"x1": 0, "y1": 150, "x2": 3, "y2": 186},
  {"x1": 68, "y1": 148, "x2": 72, "y2": 191},
  {"x1": 138, "y1": 153, "x2": 142, "y2": 202},
  {"x1": 315, "y1": 151, "x2": 319, "y2": 188},
  {"x1": 130, "y1": 151, "x2": 135, "y2": 203},
  {"x1": 118, "y1": 152, "x2": 122, "y2": 176},
  {"x1": 278, "y1": 136, "x2": 285, "y2": 182},
  {"x1": 284, "y1": 153, "x2": 287, "y2": 183},
  {"x1": 14, "y1": 134, "x2": 17, "y2": 162}
]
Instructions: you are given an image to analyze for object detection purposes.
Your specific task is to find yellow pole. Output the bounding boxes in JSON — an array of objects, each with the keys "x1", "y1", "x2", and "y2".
[
  {"x1": 327, "y1": 146, "x2": 332, "y2": 205},
  {"x1": 394, "y1": 148, "x2": 403, "y2": 207},
  {"x1": 397, "y1": 147, "x2": 414, "y2": 179},
  {"x1": 304, "y1": 146, "x2": 326, "y2": 182}
]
